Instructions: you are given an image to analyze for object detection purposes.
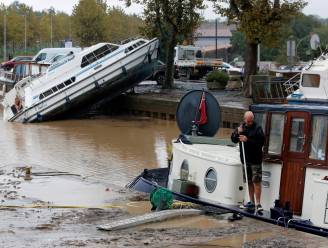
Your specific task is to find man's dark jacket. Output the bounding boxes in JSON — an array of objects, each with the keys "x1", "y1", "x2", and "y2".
[{"x1": 231, "y1": 121, "x2": 265, "y2": 165}]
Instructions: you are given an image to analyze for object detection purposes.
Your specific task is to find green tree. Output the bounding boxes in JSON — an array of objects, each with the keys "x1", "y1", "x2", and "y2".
[
  {"x1": 72, "y1": 0, "x2": 108, "y2": 46},
  {"x1": 211, "y1": 0, "x2": 306, "y2": 96},
  {"x1": 107, "y1": 7, "x2": 143, "y2": 42},
  {"x1": 126, "y1": 0, "x2": 205, "y2": 88}
]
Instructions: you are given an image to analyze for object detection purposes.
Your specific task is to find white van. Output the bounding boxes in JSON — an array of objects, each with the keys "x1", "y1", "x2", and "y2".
[{"x1": 33, "y1": 47, "x2": 82, "y2": 63}]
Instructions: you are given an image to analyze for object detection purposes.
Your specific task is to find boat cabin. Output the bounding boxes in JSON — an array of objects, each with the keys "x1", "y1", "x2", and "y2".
[{"x1": 251, "y1": 103, "x2": 328, "y2": 220}]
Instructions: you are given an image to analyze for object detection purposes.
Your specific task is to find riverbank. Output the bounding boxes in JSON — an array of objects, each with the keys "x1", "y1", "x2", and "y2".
[{"x1": 108, "y1": 81, "x2": 252, "y2": 129}]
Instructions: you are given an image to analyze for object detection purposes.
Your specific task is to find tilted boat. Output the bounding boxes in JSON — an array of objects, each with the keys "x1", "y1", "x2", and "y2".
[
  {"x1": 2, "y1": 38, "x2": 159, "y2": 122},
  {"x1": 128, "y1": 53, "x2": 328, "y2": 237}
]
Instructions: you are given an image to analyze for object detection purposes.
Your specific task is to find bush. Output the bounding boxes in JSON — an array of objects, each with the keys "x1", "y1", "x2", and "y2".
[{"x1": 206, "y1": 70, "x2": 229, "y2": 90}]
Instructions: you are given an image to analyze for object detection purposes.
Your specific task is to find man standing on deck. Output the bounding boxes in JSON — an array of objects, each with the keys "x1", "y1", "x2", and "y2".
[{"x1": 231, "y1": 111, "x2": 265, "y2": 213}]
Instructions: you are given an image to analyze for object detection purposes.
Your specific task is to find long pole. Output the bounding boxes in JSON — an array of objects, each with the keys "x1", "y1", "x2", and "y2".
[
  {"x1": 241, "y1": 141, "x2": 250, "y2": 203},
  {"x1": 3, "y1": 12, "x2": 7, "y2": 61},
  {"x1": 24, "y1": 14, "x2": 27, "y2": 54}
]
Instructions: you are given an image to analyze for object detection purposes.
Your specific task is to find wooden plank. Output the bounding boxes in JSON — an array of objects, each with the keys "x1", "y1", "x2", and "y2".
[{"x1": 97, "y1": 209, "x2": 202, "y2": 231}]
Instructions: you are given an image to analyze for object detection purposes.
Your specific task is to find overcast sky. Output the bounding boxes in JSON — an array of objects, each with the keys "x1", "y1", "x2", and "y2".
[{"x1": 2, "y1": 0, "x2": 326, "y2": 19}]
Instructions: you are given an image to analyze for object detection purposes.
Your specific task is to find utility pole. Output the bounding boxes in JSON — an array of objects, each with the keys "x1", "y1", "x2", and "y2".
[
  {"x1": 3, "y1": 12, "x2": 6, "y2": 61},
  {"x1": 50, "y1": 14, "x2": 53, "y2": 48},
  {"x1": 215, "y1": 19, "x2": 218, "y2": 59},
  {"x1": 24, "y1": 14, "x2": 27, "y2": 54}
]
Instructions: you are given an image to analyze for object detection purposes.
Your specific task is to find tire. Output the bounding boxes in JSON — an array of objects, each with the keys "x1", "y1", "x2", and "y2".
[{"x1": 155, "y1": 73, "x2": 165, "y2": 85}]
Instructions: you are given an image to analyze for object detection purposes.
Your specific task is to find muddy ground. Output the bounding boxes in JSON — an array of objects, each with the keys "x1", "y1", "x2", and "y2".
[{"x1": 0, "y1": 166, "x2": 327, "y2": 248}]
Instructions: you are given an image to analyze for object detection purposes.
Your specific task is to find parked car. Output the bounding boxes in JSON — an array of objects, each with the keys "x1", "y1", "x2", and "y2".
[
  {"x1": 148, "y1": 60, "x2": 166, "y2": 85},
  {"x1": 217, "y1": 62, "x2": 242, "y2": 74},
  {"x1": 1, "y1": 56, "x2": 33, "y2": 71}
]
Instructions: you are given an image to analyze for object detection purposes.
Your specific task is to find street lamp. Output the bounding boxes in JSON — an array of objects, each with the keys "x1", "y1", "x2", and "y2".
[
  {"x1": 24, "y1": 14, "x2": 27, "y2": 54},
  {"x1": 3, "y1": 9, "x2": 7, "y2": 61},
  {"x1": 287, "y1": 36, "x2": 296, "y2": 67},
  {"x1": 50, "y1": 14, "x2": 53, "y2": 48}
]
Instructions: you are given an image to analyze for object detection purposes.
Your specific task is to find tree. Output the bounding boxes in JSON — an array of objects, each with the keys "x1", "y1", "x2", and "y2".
[
  {"x1": 126, "y1": 0, "x2": 205, "y2": 88},
  {"x1": 107, "y1": 7, "x2": 144, "y2": 42},
  {"x1": 72, "y1": 0, "x2": 108, "y2": 46},
  {"x1": 211, "y1": 0, "x2": 306, "y2": 96}
]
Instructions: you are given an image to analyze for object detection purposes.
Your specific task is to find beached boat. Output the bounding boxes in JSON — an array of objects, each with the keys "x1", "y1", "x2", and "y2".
[
  {"x1": 128, "y1": 53, "x2": 328, "y2": 237},
  {"x1": 2, "y1": 38, "x2": 159, "y2": 122},
  {"x1": 0, "y1": 62, "x2": 49, "y2": 96}
]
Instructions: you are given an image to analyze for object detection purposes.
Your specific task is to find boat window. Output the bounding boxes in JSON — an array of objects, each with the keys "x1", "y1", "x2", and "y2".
[
  {"x1": 57, "y1": 83, "x2": 65, "y2": 89},
  {"x1": 35, "y1": 53, "x2": 46, "y2": 62},
  {"x1": 268, "y1": 113, "x2": 284, "y2": 155},
  {"x1": 81, "y1": 44, "x2": 119, "y2": 68},
  {"x1": 51, "y1": 86, "x2": 58, "y2": 92},
  {"x1": 180, "y1": 160, "x2": 189, "y2": 181},
  {"x1": 310, "y1": 116, "x2": 328, "y2": 161},
  {"x1": 204, "y1": 168, "x2": 217, "y2": 193},
  {"x1": 64, "y1": 79, "x2": 72, "y2": 86},
  {"x1": 289, "y1": 118, "x2": 305, "y2": 153},
  {"x1": 302, "y1": 74, "x2": 320, "y2": 88},
  {"x1": 42, "y1": 89, "x2": 53, "y2": 98},
  {"x1": 254, "y1": 112, "x2": 266, "y2": 131}
]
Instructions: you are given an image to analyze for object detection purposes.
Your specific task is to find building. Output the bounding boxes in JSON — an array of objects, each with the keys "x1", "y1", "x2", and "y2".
[{"x1": 194, "y1": 22, "x2": 233, "y2": 59}]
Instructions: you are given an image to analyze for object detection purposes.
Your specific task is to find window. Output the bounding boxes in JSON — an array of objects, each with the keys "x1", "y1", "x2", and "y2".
[
  {"x1": 81, "y1": 44, "x2": 119, "y2": 68},
  {"x1": 289, "y1": 118, "x2": 305, "y2": 153},
  {"x1": 268, "y1": 113, "x2": 284, "y2": 155},
  {"x1": 57, "y1": 83, "x2": 65, "y2": 89},
  {"x1": 184, "y1": 50, "x2": 195, "y2": 60},
  {"x1": 302, "y1": 74, "x2": 320, "y2": 88},
  {"x1": 64, "y1": 79, "x2": 72, "y2": 86},
  {"x1": 204, "y1": 168, "x2": 217, "y2": 193},
  {"x1": 35, "y1": 53, "x2": 46, "y2": 62},
  {"x1": 180, "y1": 160, "x2": 189, "y2": 181},
  {"x1": 310, "y1": 116, "x2": 328, "y2": 160},
  {"x1": 254, "y1": 112, "x2": 266, "y2": 131},
  {"x1": 42, "y1": 89, "x2": 53, "y2": 98}
]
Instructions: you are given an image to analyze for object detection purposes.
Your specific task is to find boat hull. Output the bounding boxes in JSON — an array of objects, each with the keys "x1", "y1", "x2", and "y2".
[{"x1": 128, "y1": 167, "x2": 328, "y2": 237}]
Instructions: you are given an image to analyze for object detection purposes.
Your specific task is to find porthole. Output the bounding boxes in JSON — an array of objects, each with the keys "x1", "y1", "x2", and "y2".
[
  {"x1": 204, "y1": 168, "x2": 217, "y2": 193},
  {"x1": 180, "y1": 160, "x2": 189, "y2": 181}
]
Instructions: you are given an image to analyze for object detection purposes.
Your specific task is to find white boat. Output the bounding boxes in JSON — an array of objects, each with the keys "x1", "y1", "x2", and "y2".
[
  {"x1": 2, "y1": 38, "x2": 159, "y2": 122},
  {"x1": 129, "y1": 53, "x2": 328, "y2": 236}
]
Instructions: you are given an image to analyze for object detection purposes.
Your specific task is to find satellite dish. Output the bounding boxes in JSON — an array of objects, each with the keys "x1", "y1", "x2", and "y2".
[
  {"x1": 176, "y1": 90, "x2": 221, "y2": 137},
  {"x1": 310, "y1": 33, "x2": 320, "y2": 50}
]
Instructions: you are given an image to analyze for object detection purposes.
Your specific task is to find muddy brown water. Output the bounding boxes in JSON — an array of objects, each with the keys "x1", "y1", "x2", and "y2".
[{"x1": 0, "y1": 115, "x2": 231, "y2": 187}]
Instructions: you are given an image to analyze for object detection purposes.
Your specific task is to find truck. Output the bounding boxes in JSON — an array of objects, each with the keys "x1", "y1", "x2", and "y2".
[{"x1": 174, "y1": 45, "x2": 242, "y2": 80}]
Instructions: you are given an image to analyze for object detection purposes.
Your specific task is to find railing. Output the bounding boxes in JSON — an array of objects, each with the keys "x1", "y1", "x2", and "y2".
[
  {"x1": 0, "y1": 70, "x2": 23, "y2": 84},
  {"x1": 252, "y1": 74, "x2": 301, "y2": 104},
  {"x1": 283, "y1": 73, "x2": 301, "y2": 95}
]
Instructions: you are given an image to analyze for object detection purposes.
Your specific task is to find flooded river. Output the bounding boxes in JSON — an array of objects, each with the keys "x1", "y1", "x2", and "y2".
[
  {"x1": 0, "y1": 115, "x2": 231, "y2": 187},
  {"x1": 0, "y1": 116, "x2": 175, "y2": 187}
]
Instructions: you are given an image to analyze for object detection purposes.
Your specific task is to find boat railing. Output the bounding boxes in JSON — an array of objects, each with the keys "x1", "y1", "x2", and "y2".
[
  {"x1": 283, "y1": 73, "x2": 301, "y2": 95},
  {"x1": 0, "y1": 70, "x2": 23, "y2": 84},
  {"x1": 252, "y1": 74, "x2": 300, "y2": 104}
]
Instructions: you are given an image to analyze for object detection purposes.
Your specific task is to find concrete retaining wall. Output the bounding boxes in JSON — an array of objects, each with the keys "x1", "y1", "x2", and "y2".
[{"x1": 111, "y1": 94, "x2": 246, "y2": 129}]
